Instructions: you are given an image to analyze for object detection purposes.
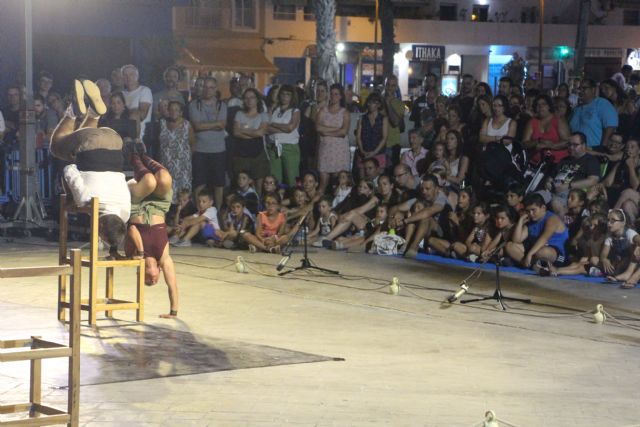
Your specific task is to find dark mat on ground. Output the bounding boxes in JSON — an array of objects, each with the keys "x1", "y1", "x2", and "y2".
[
  {"x1": 0, "y1": 318, "x2": 343, "y2": 387},
  {"x1": 413, "y1": 253, "x2": 633, "y2": 285}
]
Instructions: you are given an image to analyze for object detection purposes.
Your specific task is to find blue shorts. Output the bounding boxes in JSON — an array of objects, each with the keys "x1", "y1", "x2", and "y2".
[{"x1": 201, "y1": 223, "x2": 221, "y2": 241}]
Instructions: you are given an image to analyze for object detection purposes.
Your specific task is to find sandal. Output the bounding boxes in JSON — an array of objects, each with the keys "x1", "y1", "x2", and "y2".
[{"x1": 248, "y1": 244, "x2": 257, "y2": 254}]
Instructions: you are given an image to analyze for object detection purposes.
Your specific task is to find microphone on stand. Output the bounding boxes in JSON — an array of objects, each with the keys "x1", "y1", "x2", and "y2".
[
  {"x1": 447, "y1": 283, "x2": 469, "y2": 303},
  {"x1": 276, "y1": 252, "x2": 292, "y2": 272}
]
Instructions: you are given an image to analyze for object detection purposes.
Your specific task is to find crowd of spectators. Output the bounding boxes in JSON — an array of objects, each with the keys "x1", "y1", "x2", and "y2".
[{"x1": 3, "y1": 63, "x2": 640, "y2": 286}]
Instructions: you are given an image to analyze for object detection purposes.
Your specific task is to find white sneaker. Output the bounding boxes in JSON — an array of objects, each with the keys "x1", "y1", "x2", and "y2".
[
  {"x1": 311, "y1": 240, "x2": 324, "y2": 248},
  {"x1": 168, "y1": 235, "x2": 180, "y2": 245}
]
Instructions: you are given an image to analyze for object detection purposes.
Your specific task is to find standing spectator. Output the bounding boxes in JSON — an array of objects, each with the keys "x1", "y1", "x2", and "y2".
[
  {"x1": 266, "y1": 84, "x2": 301, "y2": 187},
  {"x1": 153, "y1": 66, "x2": 186, "y2": 121},
  {"x1": 611, "y1": 65, "x2": 633, "y2": 92},
  {"x1": 355, "y1": 92, "x2": 388, "y2": 179},
  {"x1": 498, "y1": 77, "x2": 512, "y2": 97},
  {"x1": 232, "y1": 88, "x2": 270, "y2": 193},
  {"x1": 316, "y1": 83, "x2": 351, "y2": 194},
  {"x1": 33, "y1": 94, "x2": 55, "y2": 148},
  {"x1": 159, "y1": 101, "x2": 195, "y2": 204},
  {"x1": 452, "y1": 73, "x2": 475, "y2": 123},
  {"x1": 191, "y1": 77, "x2": 205, "y2": 103},
  {"x1": 95, "y1": 79, "x2": 112, "y2": 110},
  {"x1": 2, "y1": 85, "x2": 22, "y2": 145},
  {"x1": 46, "y1": 92, "x2": 65, "y2": 122},
  {"x1": 569, "y1": 78, "x2": 618, "y2": 149},
  {"x1": 189, "y1": 77, "x2": 228, "y2": 209},
  {"x1": 383, "y1": 75, "x2": 405, "y2": 168},
  {"x1": 37, "y1": 71, "x2": 54, "y2": 100},
  {"x1": 99, "y1": 92, "x2": 137, "y2": 142},
  {"x1": 121, "y1": 64, "x2": 153, "y2": 139},
  {"x1": 110, "y1": 67, "x2": 124, "y2": 93}
]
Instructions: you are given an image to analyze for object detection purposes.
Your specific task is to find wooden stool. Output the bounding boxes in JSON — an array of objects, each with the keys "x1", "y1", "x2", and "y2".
[
  {"x1": 58, "y1": 194, "x2": 145, "y2": 325},
  {"x1": 0, "y1": 249, "x2": 81, "y2": 427}
]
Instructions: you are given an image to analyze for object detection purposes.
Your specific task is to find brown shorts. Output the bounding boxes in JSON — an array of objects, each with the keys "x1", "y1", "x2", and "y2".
[
  {"x1": 51, "y1": 127, "x2": 123, "y2": 163},
  {"x1": 130, "y1": 223, "x2": 168, "y2": 262}
]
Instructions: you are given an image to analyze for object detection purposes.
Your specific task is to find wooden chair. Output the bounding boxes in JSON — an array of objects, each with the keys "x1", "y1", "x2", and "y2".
[
  {"x1": 58, "y1": 194, "x2": 145, "y2": 325},
  {"x1": 0, "y1": 249, "x2": 81, "y2": 427}
]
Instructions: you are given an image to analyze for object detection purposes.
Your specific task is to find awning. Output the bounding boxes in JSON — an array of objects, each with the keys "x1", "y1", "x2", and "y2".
[{"x1": 179, "y1": 46, "x2": 278, "y2": 73}]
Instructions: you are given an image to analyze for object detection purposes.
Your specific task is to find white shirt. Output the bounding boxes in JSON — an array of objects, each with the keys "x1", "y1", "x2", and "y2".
[
  {"x1": 123, "y1": 85, "x2": 153, "y2": 139},
  {"x1": 604, "y1": 228, "x2": 638, "y2": 247},
  {"x1": 195, "y1": 206, "x2": 221, "y2": 230},
  {"x1": 63, "y1": 164, "x2": 131, "y2": 222},
  {"x1": 269, "y1": 107, "x2": 299, "y2": 145}
]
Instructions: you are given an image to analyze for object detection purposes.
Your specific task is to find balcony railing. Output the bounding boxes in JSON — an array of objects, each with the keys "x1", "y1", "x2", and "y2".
[{"x1": 174, "y1": 6, "x2": 232, "y2": 31}]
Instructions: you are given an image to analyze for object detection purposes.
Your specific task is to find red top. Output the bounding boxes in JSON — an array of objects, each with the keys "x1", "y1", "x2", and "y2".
[
  {"x1": 258, "y1": 211, "x2": 286, "y2": 238},
  {"x1": 530, "y1": 116, "x2": 568, "y2": 164}
]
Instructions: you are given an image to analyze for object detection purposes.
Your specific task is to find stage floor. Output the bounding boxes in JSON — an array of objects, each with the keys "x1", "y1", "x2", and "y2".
[{"x1": 1, "y1": 239, "x2": 640, "y2": 426}]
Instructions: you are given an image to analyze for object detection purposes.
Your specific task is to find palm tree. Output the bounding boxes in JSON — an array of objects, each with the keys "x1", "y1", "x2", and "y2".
[
  {"x1": 380, "y1": 0, "x2": 395, "y2": 78},
  {"x1": 315, "y1": 0, "x2": 339, "y2": 85},
  {"x1": 573, "y1": 0, "x2": 591, "y2": 77}
]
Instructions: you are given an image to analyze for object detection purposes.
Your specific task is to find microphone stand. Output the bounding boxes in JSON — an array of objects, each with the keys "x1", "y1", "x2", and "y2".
[
  {"x1": 279, "y1": 212, "x2": 339, "y2": 277},
  {"x1": 459, "y1": 243, "x2": 531, "y2": 310}
]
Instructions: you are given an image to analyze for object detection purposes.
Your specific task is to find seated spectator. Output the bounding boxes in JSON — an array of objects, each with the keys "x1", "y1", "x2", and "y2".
[
  {"x1": 308, "y1": 196, "x2": 338, "y2": 242},
  {"x1": 332, "y1": 170, "x2": 353, "y2": 209},
  {"x1": 362, "y1": 157, "x2": 383, "y2": 189},
  {"x1": 427, "y1": 187, "x2": 475, "y2": 257},
  {"x1": 419, "y1": 141, "x2": 447, "y2": 182},
  {"x1": 418, "y1": 110, "x2": 437, "y2": 149},
  {"x1": 479, "y1": 95, "x2": 517, "y2": 149},
  {"x1": 221, "y1": 195, "x2": 254, "y2": 250},
  {"x1": 506, "y1": 184, "x2": 525, "y2": 214},
  {"x1": 316, "y1": 175, "x2": 398, "y2": 247},
  {"x1": 284, "y1": 187, "x2": 315, "y2": 231},
  {"x1": 329, "y1": 203, "x2": 390, "y2": 251},
  {"x1": 599, "y1": 209, "x2": 640, "y2": 288},
  {"x1": 170, "y1": 190, "x2": 225, "y2": 247},
  {"x1": 481, "y1": 204, "x2": 516, "y2": 262},
  {"x1": 242, "y1": 192, "x2": 289, "y2": 253},
  {"x1": 543, "y1": 132, "x2": 600, "y2": 216},
  {"x1": 603, "y1": 138, "x2": 640, "y2": 210},
  {"x1": 450, "y1": 202, "x2": 492, "y2": 262},
  {"x1": 393, "y1": 163, "x2": 421, "y2": 200},
  {"x1": 522, "y1": 94, "x2": 571, "y2": 165},
  {"x1": 477, "y1": 136, "x2": 527, "y2": 203},
  {"x1": 167, "y1": 188, "x2": 197, "y2": 237},
  {"x1": 443, "y1": 130, "x2": 469, "y2": 189},
  {"x1": 540, "y1": 214, "x2": 607, "y2": 278},
  {"x1": 333, "y1": 178, "x2": 375, "y2": 216},
  {"x1": 235, "y1": 170, "x2": 260, "y2": 216},
  {"x1": 506, "y1": 193, "x2": 569, "y2": 269},
  {"x1": 261, "y1": 174, "x2": 286, "y2": 207},
  {"x1": 401, "y1": 129, "x2": 428, "y2": 177},
  {"x1": 392, "y1": 175, "x2": 450, "y2": 259}
]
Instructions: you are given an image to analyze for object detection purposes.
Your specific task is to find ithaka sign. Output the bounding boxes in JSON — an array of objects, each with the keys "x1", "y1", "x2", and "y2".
[{"x1": 411, "y1": 45, "x2": 445, "y2": 62}]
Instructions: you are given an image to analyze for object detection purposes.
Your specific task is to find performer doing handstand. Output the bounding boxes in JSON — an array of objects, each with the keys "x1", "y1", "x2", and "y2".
[{"x1": 124, "y1": 149, "x2": 179, "y2": 319}]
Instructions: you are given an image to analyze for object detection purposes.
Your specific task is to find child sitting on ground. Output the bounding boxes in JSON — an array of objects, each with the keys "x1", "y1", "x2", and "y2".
[
  {"x1": 171, "y1": 190, "x2": 226, "y2": 247},
  {"x1": 505, "y1": 183, "x2": 525, "y2": 215},
  {"x1": 599, "y1": 208, "x2": 640, "y2": 288},
  {"x1": 427, "y1": 187, "x2": 474, "y2": 256},
  {"x1": 538, "y1": 213, "x2": 607, "y2": 277},
  {"x1": 221, "y1": 195, "x2": 254, "y2": 249},
  {"x1": 481, "y1": 205, "x2": 516, "y2": 262},
  {"x1": 332, "y1": 170, "x2": 353, "y2": 208},
  {"x1": 242, "y1": 192, "x2": 289, "y2": 253},
  {"x1": 451, "y1": 202, "x2": 492, "y2": 262},
  {"x1": 309, "y1": 196, "x2": 338, "y2": 242},
  {"x1": 235, "y1": 171, "x2": 260, "y2": 215},
  {"x1": 167, "y1": 188, "x2": 197, "y2": 238}
]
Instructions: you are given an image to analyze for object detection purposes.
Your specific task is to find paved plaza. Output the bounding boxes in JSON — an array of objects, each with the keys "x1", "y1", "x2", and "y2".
[{"x1": 2, "y1": 238, "x2": 640, "y2": 426}]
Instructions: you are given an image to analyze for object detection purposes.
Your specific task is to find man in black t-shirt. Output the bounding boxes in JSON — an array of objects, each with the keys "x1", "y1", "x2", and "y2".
[{"x1": 545, "y1": 132, "x2": 600, "y2": 216}]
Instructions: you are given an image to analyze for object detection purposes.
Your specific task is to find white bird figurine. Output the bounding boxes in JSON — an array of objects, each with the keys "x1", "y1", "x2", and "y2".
[
  {"x1": 235, "y1": 256, "x2": 248, "y2": 274},
  {"x1": 593, "y1": 304, "x2": 606, "y2": 324},
  {"x1": 389, "y1": 277, "x2": 400, "y2": 295},
  {"x1": 483, "y1": 410, "x2": 500, "y2": 427}
]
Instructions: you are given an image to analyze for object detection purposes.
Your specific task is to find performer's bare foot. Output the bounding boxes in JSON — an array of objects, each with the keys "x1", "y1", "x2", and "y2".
[{"x1": 159, "y1": 310, "x2": 177, "y2": 319}]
